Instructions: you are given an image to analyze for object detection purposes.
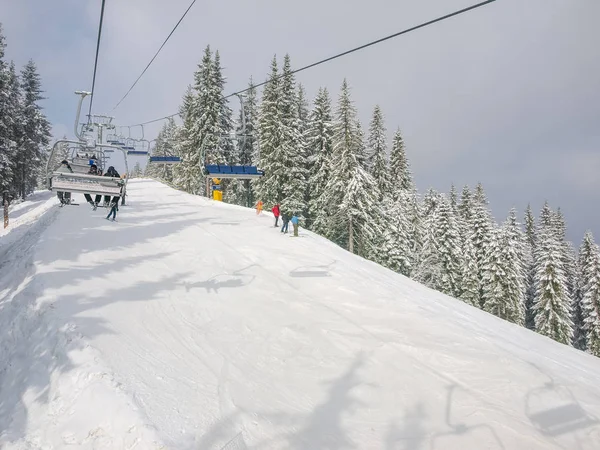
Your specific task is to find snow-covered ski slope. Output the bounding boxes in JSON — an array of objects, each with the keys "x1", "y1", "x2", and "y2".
[{"x1": 1, "y1": 179, "x2": 600, "y2": 449}]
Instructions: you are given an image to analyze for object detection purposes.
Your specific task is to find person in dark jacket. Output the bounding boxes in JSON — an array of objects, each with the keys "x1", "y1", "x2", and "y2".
[
  {"x1": 281, "y1": 212, "x2": 290, "y2": 234},
  {"x1": 56, "y1": 160, "x2": 73, "y2": 204},
  {"x1": 103, "y1": 166, "x2": 120, "y2": 206}
]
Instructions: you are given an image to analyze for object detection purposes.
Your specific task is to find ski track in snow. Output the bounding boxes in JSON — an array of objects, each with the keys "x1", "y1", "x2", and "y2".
[{"x1": 1, "y1": 179, "x2": 600, "y2": 449}]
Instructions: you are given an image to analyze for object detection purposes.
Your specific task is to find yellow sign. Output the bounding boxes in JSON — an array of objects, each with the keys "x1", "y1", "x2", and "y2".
[
  {"x1": 212, "y1": 178, "x2": 221, "y2": 185},
  {"x1": 213, "y1": 190, "x2": 223, "y2": 201}
]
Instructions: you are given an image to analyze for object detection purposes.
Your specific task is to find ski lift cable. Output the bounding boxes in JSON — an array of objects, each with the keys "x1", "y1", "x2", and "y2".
[
  {"x1": 88, "y1": 0, "x2": 107, "y2": 121},
  {"x1": 126, "y1": 0, "x2": 497, "y2": 127},
  {"x1": 110, "y1": 0, "x2": 199, "y2": 113}
]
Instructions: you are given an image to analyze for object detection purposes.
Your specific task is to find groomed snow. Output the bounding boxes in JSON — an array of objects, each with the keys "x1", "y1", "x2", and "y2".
[{"x1": 1, "y1": 179, "x2": 600, "y2": 449}]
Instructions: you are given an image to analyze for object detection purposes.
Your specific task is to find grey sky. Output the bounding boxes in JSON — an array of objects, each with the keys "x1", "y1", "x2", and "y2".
[{"x1": 1, "y1": 0, "x2": 599, "y2": 244}]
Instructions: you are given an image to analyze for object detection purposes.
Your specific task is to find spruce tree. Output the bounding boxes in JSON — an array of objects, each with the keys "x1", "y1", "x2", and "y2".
[
  {"x1": 469, "y1": 183, "x2": 494, "y2": 307},
  {"x1": 254, "y1": 56, "x2": 282, "y2": 205},
  {"x1": 482, "y1": 211, "x2": 525, "y2": 325},
  {"x1": 459, "y1": 233, "x2": 479, "y2": 306},
  {"x1": 458, "y1": 185, "x2": 474, "y2": 224},
  {"x1": 18, "y1": 60, "x2": 50, "y2": 198},
  {"x1": 388, "y1": 128, "x2": 413, "y2": 195},
  {"x1": 238, "y1": 78, "x2": 257, "y2": 166},
  {"x1": 581, "y1": 240, "x2": 600, "y2": 357},
  {"x1": 449, "y1": 184, "x2": 458, "y2": 211},
  {"x1": 213, "y1": 50, "x2": 234, "y2": 165},
  {"x1": 321, "y1": 79, "x2": 380, "y2": 255},
  {"x1": 306, "y1": 87, "x2": 333, "y2": 233},
  {"x1": 576, "y1": 232, "x2": 597, "y2": 351},
  {"x1": 173, "y1": 85, "x2": 200, "y2": 193},
  {"x1": 278, "y1": 54, "x2": 307, "y2": 216},
  {"x1": 297, "y1": 83, "x2": 309, "y2": 132},
  {"x1": 148, "y1": 118, "x2": 178, "y2": 183},
  {"x1": 377, "y1": 192, "x2": 412, "y2": 276},
  {"x1": 533, "y1": 227, "x2": 574, "y2": 345},
  {"x1": 233, "y1": 78, "x2": 258, "y2": 207},
  {"x1": 0, "y1": 26, "x2": 16, "y2": 195},
  {"x1": 434, "y1": 195, "x2": 463, "y2": 298},
  {"x1": 366, "y1": 105, "x2": 389, "y2": 199}
]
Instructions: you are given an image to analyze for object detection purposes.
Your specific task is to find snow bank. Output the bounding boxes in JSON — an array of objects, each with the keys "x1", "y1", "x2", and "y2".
[{"x1": 1, "y1": 179, "x2": 600, "y2": 449}]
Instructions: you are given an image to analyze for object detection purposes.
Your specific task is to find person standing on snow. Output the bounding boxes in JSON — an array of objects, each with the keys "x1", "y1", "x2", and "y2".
[
  {"x1": 272, "y1": 203, "x2": 280, "y2": 227},
  {"x1": 255, "y1": 200, "x2": 263, "y2": 215},
  {"x1": 281, "y1": 212, "x2": 290, "y2": 234},
  {"x1": 291, "y1": 214, "x2": 299, "y2": 237}
]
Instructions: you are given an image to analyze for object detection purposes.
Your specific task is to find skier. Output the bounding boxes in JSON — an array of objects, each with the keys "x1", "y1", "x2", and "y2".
[
  {"x1": 281, "y1": 212, "x2": 290, "y2": 234},
  {"x1": 291, "y1": 214, "x2": 299, "y2": 237},
  {"x1": 106, "y1": 200, "x2": 118, "y2": 221},
  {"x1": 103, "y1": 166, "x2": 120, "y2": 207},
  {"x1": 255, "y1": 200, "x2": 263, "y2": 215},
  {"x1": 272, "y1": 203, "x2": 280, "y2": 227}
]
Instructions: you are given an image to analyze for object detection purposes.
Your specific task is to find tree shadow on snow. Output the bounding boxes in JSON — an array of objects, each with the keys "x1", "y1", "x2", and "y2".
[
  {"x1": 384, "y1": 402, "x2": 429, "y2": 450},
  {"x1": 242, "y1": 352, "x2": 370, "y2": 450},
  {"x1": 0, "y1": 210, "x2": 203, "y2": 444}
]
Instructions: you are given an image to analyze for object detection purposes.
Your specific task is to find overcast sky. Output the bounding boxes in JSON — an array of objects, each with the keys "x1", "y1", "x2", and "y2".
[{"x1": 1, "y1": 0, "x2": 599, "y2": 243}]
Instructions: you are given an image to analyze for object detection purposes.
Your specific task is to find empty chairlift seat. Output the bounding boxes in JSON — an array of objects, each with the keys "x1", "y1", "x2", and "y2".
[
  {"x1": 204, "y1": 164, "x2": 264, "y2": 179},
  {"x1": 149, "y1": 156, "x2": 181, "y2": 164}
]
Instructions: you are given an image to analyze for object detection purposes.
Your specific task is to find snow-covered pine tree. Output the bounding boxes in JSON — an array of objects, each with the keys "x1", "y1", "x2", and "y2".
[
  {"x1": 449, "y1": 184, "x2": 458, "y2": 211},
  {"x1": 458, "y1": 185, "x2": 473, "y2": 223},
  {"x1": 254, "y1": 56, "x2": 282, "y2": 205},
  {"x1": 581, "y1": 238, "x2": 600, "y2": 357},
  {"x1": 366, "y1": 105, "x2": 389, "y2": 199},
  {"x1": 533, "y1": 226, "x2": 574, "y2": 345},
  {"x1": 524, "y1": 204, "x2": 537, "y2": 329},
  {"x1": 406, "y1": 189, "x2": 424, "y2": 270},
  {"x1": 320, "y1": 79, "x2": 380, "y2": 255},
  {"x1": 212, "y1": 51, "x2": 234, "y2": 164},
  {"x1": 470, "y1": 182, "x2": 494, "y2": 307},
  {"x1": 574, "y1": 232, "x2": 597, "y2": 351},
  {"x1": 413, "y1": 196, "x2": 442, "y2": 291},
  {"x1": 0, "y1": 27, "x2": 16, "y2": 196},
  {"x1": 173, "y1": 85, "x2": 199, "y2": 193},
  {"x1": 459, "y1": 231, "x2": 479, "y2": 306},
  {"x1": 297, "y1": 83, "x2": 309, "y2": 132},
  {"x1": 538, "y1": 201, "x2": 553, "y2": 231},
  {"x1": 388, "y1": 128, "x2": 413, "y2": 195},
  {"x1": 232, "y1": 78, "x2": 258, "y2": 208},
  {"x1": 238, "y1": 78, "x2": 257, "y2": 166},
  {"x1": 147, "y1": 118, "x2": 178, "y2": 182},
  {"x1": 482, "y1": 211, "x2": 526, "y2": 325},
  {"x1": 130, "y1": 162, "x2": 142, "y2": 178},
  {"x1": 306, "y1": 87, "x2": 333, "y2": 233},
  {"x1": 17, "y1": 60, "x2": 50, "y2": 198},
  {"x1": 376, "y1": 192, "x2": 412, "y2": 276},
  {"x1": 434, "y1": 195, "x2": 463, "y2": 298},
  {"x1": 277, "y1": 54, "x2": 307, "y2": 216}
]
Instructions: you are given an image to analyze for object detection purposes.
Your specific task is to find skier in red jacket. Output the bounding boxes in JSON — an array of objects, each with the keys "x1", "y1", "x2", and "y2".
[{"x1": 272, "y1": 203, "x2": 280, "y2": 227}]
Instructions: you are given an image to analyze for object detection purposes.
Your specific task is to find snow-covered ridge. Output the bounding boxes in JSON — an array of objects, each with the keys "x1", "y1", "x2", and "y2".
[{"x1": 1, "y1": 179, "x2": 599, "y2": 449}]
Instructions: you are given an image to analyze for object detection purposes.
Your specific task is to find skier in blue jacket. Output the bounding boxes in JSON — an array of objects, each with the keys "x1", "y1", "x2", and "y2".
[{"x1": 291, "y1": 214, "x2": 299, "y2": 237}]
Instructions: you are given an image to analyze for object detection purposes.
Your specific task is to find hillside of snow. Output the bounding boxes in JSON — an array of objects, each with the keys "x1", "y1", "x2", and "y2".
[{"x1": 1, "y1": 179, "x2": 600, "y2": 449}]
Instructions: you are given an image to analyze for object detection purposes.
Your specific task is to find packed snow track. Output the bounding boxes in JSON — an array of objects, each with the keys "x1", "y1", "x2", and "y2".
[{"x1": 1, "y1": 179, "x2": 600, "y2": 449}]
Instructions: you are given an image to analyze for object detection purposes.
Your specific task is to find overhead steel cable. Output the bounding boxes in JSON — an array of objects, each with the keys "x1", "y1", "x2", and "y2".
[
  {"x1": 111, "y1": 0, "x2": 199, "y2": 112},
  {"x1": 127, "y1": 0, "x2": 497, "y2": 127},
  {"x1": 88, "y1": 0, "x2": 107, "y2": 121}
]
